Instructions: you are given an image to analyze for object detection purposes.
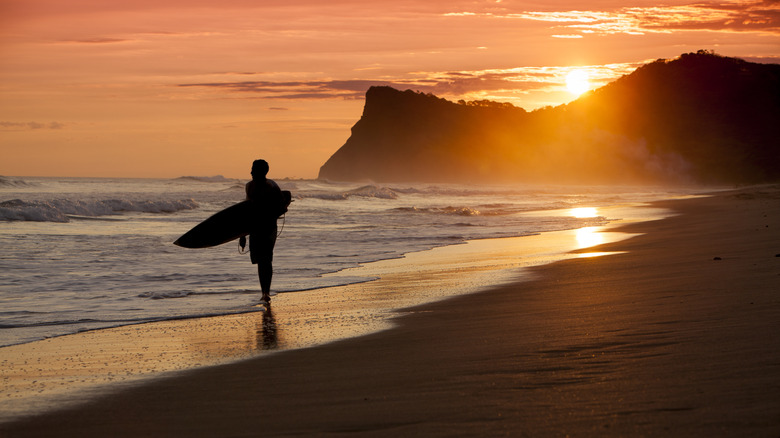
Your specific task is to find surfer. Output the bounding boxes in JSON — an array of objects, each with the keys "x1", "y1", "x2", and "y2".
[{"x1": 243, "y1": 159, "x2": 285, "y2": 305}]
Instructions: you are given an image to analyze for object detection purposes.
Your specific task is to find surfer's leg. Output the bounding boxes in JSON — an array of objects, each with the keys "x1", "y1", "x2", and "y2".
[
  {"x1": 258, "y1": 262, "x2": 272, "y2": 299},
  {"x1": 250, "y1": 226, "x2": 276, "y2": 303}
]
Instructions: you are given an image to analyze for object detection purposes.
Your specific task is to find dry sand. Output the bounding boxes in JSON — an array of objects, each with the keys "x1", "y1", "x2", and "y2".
[{"x1": 2, "y1": 186, "x2": 779, "y2": 437}]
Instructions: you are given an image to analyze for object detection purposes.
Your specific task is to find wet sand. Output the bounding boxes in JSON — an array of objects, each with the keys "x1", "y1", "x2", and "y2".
[{"x1": 2, "y1": 186, "x2": 779, "y2": 437}]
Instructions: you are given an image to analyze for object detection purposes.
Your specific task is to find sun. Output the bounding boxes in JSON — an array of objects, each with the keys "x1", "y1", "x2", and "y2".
[{"x1": 566, "y1": 69, "x2": 590, "y2": 96}]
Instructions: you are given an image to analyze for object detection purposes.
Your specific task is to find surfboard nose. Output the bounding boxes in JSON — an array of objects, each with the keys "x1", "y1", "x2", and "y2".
[{"x1": 173, "y1": 234, "x2": 199, "y2": 248}]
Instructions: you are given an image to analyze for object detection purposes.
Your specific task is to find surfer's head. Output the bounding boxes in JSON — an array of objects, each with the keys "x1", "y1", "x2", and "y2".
[{"x1": 251, "y1": 159, "x2": 269, "y2": 179}]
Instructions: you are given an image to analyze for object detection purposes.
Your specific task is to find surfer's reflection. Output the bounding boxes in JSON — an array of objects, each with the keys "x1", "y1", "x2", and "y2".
[{"x1": 257, "y1": 306, "x2": 278, "y2": 350}]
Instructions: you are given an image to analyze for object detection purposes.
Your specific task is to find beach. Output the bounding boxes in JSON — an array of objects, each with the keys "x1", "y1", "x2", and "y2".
[{"x1": 2, "y1": 185, "x2": 779, "y2": 437}]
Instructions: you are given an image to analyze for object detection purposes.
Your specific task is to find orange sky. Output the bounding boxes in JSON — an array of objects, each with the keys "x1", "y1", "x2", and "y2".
[{"x1": 1, "y1": 0, "x2": 778, "y2": 179}]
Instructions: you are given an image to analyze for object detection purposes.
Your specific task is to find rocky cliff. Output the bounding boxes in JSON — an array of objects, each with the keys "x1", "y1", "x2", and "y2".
[{"x1": 318, "y1": 52, "x2": 780, "y2": 185}]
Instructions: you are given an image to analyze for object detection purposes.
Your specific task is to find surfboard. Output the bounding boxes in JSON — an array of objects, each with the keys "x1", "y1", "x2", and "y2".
[{"x1": 174, "y1": 191, "x2": 291, "y2": 249}]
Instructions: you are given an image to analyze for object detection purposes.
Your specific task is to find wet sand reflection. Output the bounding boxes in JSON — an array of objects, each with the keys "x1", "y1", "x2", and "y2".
[{"x1": 257, "y1": 306, "x2": 278, "y2": 350}]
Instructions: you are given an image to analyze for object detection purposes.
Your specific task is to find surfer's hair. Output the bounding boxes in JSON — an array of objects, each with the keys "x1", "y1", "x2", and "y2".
[{"x1": 251, "y1": 159, "x2": 269, "y2": 177}]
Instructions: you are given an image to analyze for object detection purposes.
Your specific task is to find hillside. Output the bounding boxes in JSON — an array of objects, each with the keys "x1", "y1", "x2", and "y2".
[{"x1": 318, "y1": 51, "x2": 780, "y2": 185}]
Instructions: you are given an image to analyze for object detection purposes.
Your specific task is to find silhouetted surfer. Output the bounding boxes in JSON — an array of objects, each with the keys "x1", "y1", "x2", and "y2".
[{"x1": 241, "y1": 159, "x2": 285, "y2": 305}]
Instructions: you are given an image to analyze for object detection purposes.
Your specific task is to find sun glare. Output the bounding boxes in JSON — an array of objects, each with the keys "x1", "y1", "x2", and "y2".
[
  {"x1": 576, "y1": 227, "x2": 604, "y2": 248},
  {"x1": 566, "y1": 69, "x2": 590, "y2": 96},
  {"x1": 570, "y1": 207, "x2": 598, "y2": 218}
]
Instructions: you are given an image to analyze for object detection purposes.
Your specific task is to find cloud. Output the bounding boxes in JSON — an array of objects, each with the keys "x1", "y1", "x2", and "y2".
[
  {"x1": 63, "y1": 38, "x2": 128, "y2": 44},
  {"x1": 178, "y1": 80, "x2": 413, "y2": 99},
  {"x1": 411, "y1": 63, "x2": 643, "y2": 99},
  {"x1": 0, "y1": 121, "x2": 65, "y2": 130},
  {"x1": 742, "y1": 54, "x2": 780, "y2": 63},
  {"x1": 177, "y1": 62, "x2": 641, "y2": 105},
  {"x1": 446, "y1": 0, "x2": 780, "y2": 36}
]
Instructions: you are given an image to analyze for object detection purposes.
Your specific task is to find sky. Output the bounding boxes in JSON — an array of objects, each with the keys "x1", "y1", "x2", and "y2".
[{"x1": 1, "y1": 0, "x2": 778, "y2": 179}]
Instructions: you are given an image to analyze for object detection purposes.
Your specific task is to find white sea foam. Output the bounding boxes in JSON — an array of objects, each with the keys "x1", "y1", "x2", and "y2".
[
  {"x1": 395, "y1": 206, "x2": 482, "y2": 216},
  {"x1": 138, "y1": 290, "x2": 194, "y2": 299},
  {"x1": 175, "y1": 175, "x2": 236, "y2": 183},
  {"x1": 0, "y1": 198, "x2": 198, "y2": 222}
]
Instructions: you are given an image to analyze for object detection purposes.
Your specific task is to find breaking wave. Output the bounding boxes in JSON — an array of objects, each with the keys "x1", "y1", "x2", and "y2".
[
  {"x1": 344, "y1": 185, "x2": 398, "y2": 199},
  {"x1": 0, "y1": 198, "x2": 199, "y2": 222},
  {"x1": 0, "y1": 176, "x2": 36, "y2": 188},
  {"x1": 302, "y1": 185, "x2": 400, "y2": 200}
]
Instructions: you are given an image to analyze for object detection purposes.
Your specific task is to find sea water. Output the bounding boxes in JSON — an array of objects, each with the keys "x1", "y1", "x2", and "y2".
[{"x1": 0, "y1": 175, "x2": 698, "y2": 348}]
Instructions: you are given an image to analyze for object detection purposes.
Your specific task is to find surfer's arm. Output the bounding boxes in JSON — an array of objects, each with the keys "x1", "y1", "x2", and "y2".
[{"x1": 245, "y1": 181, "x2": 254, "y2": 200}]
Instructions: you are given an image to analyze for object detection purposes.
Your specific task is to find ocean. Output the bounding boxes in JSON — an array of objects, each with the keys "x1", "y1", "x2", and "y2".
[{"x1": 0, "y1": 175, "x2": 699, "y2": 348}]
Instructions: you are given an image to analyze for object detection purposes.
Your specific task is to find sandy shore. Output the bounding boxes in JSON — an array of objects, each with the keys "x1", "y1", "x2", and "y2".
[
  {"x1": 2, "y1": 186, "x2": 779, "y2": 437},
  {"x1": 0, "y1": 203, "x2": 658, "y2": 423}
]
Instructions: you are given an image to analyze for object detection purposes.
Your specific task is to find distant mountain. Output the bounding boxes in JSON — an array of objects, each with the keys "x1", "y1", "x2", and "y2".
[{"x1": 318, "y1": 51, "x2": 780, "y2": 185}]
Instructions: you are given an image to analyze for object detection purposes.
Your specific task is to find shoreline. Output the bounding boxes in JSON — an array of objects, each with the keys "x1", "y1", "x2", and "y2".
[
  {"x1": 4, "y1": 186, "x2": 780, "y2": 436},
  {"x1": 0, "y1": 202, "x2": 670, "y2": 424}
]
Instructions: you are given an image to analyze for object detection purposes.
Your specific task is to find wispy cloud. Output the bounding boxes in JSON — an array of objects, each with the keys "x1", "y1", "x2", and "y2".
[
  {"x1": 447, "y1": 0, "x2": 780, "y2": 36},
  {"x1": 62, "y1": 38, "x2": 129, "y2": 44},
  {"x1": 178, "y1": 62, "x2": 642, "y2": 105},
  {"x1": 178, "y1": 80, "x2": 396, "y2": 99}
]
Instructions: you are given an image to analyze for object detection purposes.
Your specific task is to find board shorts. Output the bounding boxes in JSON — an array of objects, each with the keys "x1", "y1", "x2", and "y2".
[{"x1": 249, "y1": 224, "x2": 278, "y2": 265}]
